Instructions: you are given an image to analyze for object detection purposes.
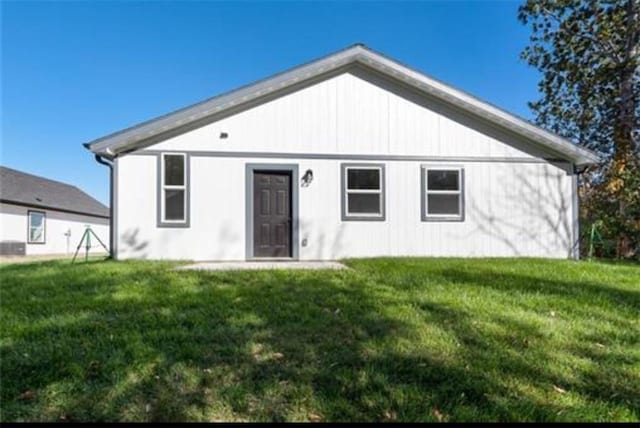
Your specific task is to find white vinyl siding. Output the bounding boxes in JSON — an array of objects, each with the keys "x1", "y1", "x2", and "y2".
[
  {"x1": 117, "y1": 156, "x2": 573, "y2": 261},
  {"x1": 147, "y1": 72, "x2": 543, "y2": 160},
  {"x1": 114, "y1": 70, "x2": 575, "y2": 261}
]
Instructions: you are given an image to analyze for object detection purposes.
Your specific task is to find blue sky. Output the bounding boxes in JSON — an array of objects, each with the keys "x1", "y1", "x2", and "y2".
[{"x1": 2, "y1": 1, "x2": 539, "y2": 205}]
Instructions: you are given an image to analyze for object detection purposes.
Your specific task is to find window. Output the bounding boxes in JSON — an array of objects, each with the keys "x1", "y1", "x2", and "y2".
[
  {"x1": 422, "y1": 166, "x2": 464, "y2": 221},
  {"x1": 28, "y1": 210, "x2": 46, "y2": 243},
  {"x1": 341, "y1": 164, "x2": 385, "y2": 221},
  {"x1": 159, "y1": 153, "x2": 189, "y2": 226}
]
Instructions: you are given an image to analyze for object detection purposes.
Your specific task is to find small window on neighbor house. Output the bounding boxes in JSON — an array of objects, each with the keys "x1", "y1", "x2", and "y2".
[
  {"x1": 28, "y1": 211, "x2": 46, "y2": 243},
  {"x1": 342, "y1": 164, "x2": 385, "y2": 220},
  {"x1": 161, "y1": 153, "x2": 188, "y2": 224},
  {"x1": 422, "y1": 167, "x2": 464, "y2": 221}
]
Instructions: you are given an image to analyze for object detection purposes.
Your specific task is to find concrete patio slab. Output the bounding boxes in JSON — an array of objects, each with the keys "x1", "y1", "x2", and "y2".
[{"x1": 177, "y1": 261, "x2": 348, "y2": 271}]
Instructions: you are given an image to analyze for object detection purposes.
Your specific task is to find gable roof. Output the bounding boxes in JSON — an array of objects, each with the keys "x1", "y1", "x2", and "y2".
[
  {"x1": 84, "y1": 44, "x2": 600, "y2": 167},
  {"x1": 0, "y1": 166, "x2": 109, "y2": 218}
]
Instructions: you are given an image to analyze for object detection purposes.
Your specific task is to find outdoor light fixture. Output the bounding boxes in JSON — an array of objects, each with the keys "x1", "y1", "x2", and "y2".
[
  {"x1": 219, "y1": 132, "x2": 228, "y2": 139},
  {"x1": 302, "y1": 169, "x2": 314, "y2": 186}
]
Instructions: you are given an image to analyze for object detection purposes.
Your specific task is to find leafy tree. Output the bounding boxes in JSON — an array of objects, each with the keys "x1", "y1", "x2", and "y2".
[{"x1": 519, "y1": 0, "x2": 640, "y2": 258}]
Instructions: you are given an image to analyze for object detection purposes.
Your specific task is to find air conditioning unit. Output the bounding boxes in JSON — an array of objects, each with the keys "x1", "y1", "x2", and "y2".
[{"x1": 0, "y1": 241, "x2": 26, "y2": 256}]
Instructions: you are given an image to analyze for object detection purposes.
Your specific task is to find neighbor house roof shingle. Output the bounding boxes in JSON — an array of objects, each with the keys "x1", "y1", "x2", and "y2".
[{"x1": 0, "y1": 166, "x2": 109, "y2": 218}]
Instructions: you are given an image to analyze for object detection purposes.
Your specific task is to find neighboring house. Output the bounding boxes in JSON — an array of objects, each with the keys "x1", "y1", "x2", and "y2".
[
  {"x1": 0, "y1": 166, "x2": 109, "y2": 256},
  {"x1": 85, "y1": 44, "x2": 599, "y2": 261}
]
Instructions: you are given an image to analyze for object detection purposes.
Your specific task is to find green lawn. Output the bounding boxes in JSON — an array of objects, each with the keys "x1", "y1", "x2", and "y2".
[{"x1": 0, "y1": 258, "x2": 638, "y2": 422}]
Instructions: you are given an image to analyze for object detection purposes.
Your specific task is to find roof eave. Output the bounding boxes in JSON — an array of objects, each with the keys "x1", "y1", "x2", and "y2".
[
  {"x1": 84, "y1": 45, "x2": 367, "y2": 156},
  {"x1": 352, "y1": 48, "x2": 602, "y2": 167},
  {"x1": 83, "y1": 44, "x2": 602, "y2": 166}
]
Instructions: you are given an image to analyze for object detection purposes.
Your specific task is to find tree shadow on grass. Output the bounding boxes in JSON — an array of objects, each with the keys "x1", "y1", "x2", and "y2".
[
  {"x1": 2, "y1": 264, "x2": 407, "y2": 421},
  {"x1": 1, "y1": 260, "x2": 638, "y2": 421},
  {"x1": 433, "y1": 267, "x2": 639, "y2": 321},
  {"x1": 418, "y1": 267, "x2": 640, "y2": 415}
]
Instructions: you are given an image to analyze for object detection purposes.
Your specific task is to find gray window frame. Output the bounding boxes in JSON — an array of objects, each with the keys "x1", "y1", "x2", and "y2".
[
  {"x1": 421, "y1": 165, "x2": 465, "y2": 222},
  {"x1": 341, "y1": 163, "x2": 386, "y2": 221},
  {"x1": 157, "y1": 152, "x2": 190, "y2": 228},
  {"x1": 27, "y1": 210, "x2": 46, "y2": 244}
]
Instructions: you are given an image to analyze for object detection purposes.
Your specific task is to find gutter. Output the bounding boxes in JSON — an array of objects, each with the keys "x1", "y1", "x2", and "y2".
[{"x1": 94, "y1": 154, "x2": 115, "y2": 258}]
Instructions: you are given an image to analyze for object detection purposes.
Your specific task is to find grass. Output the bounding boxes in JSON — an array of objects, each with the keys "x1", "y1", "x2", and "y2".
[{"x1": 0, "y1": 258, "x2": 638, "y2": 422}]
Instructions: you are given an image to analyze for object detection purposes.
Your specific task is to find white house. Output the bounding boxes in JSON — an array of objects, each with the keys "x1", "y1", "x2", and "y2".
[
  {"x1": 85, "y1": 44, "x2": 598, "y2": 261},
  {"x1": 0, "y1": 166, "x2": 110, "y2": 256}
]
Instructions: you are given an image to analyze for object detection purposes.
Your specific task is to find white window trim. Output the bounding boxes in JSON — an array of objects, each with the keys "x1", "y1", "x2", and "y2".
[
  {"x1": 341, "y1": 164, "x2": 385, "y2": 221},
  {"x1": 27, "y1": 210, "x2": 46, "y2": 244},
  {"x1": 422, "y1": 165, "x2": 465, "y2": 222},
  {"x1": 160, "y1": 152, "x2": 187, "y2": 224}
]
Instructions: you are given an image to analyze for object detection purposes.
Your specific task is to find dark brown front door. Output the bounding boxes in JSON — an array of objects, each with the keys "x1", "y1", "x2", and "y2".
[{"x1": 253, "y1": 171, "x2": 292, "y2": 258}]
